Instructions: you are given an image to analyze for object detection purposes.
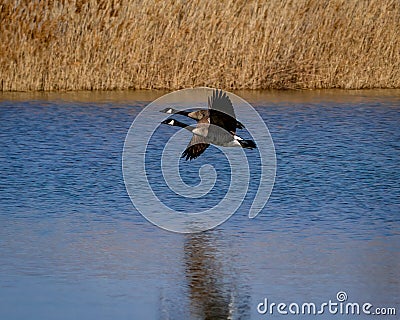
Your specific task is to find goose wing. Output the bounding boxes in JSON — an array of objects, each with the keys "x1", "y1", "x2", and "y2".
[
  {"x1": 208, "y1": 90, "x2": 244, "y2": 133},
  {"x1": 181, "y1": 116, "x2": 210, "y2": 160},
  {"x1": 181, "y1": 134, "x2": 210, "y2": 160}
]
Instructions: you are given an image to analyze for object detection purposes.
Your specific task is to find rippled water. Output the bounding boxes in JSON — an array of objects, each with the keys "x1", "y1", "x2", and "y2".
[{"x1": 0, "y1": 90, "x2": 399, "y2": 319}]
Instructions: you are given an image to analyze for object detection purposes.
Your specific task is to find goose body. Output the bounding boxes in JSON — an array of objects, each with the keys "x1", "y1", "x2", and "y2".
[
  {"x1": 160, "y1": 107, "x2": 244, "y2": 130},
  {"x1": 161, "y1": 90, "x2": 256, "y2": 160}
]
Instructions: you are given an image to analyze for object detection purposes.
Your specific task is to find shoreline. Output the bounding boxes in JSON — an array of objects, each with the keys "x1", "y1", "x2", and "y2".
[{"x1": 1, "y1": 88, "x2": 400, "y2": 105}]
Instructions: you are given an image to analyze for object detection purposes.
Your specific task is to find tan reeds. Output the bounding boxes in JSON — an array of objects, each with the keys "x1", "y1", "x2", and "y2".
[{"x1": 0, "y1": 0, "x2": 399, "y2": 91}]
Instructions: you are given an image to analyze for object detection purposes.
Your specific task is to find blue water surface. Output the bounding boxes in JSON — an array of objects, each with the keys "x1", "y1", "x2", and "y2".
[{"x1": 0, "y1": 90, "x2": 399, "y2": 319}]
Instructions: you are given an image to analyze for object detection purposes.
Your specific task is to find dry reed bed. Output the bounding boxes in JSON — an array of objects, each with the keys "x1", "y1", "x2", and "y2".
[{"x1": 0, "y1": 0, "x2": 399, "y2": 91}]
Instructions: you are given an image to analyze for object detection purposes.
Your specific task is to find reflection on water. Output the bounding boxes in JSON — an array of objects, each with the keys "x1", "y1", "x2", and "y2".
[
  {"x1": 0, "y1": 90, "x2": 399, "y2": 319},
  {"x1": 184, "y1": 232, "x2": 250, "y2": 319}
]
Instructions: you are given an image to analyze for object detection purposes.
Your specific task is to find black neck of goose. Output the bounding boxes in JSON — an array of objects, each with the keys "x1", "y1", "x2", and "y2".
[
  {"x1": 171, "y1": 120, "x2": 195, "y2": 131},
  {"x1": 176, "y1": 110, "x2": 190, "y2": 117}
]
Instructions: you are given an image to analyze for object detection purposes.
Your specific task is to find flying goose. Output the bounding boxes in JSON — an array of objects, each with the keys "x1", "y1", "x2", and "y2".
[
  {"x1": 160, "y1": 106, "x2": 244, "y2": 131},
  {"x1": 161, "y1": 90, "x2": 256, "y2": 160}
]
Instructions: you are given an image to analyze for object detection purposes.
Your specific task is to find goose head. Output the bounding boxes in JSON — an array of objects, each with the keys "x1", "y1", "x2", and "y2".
[
  {"x1": 159, "y1": 107, "x2": 177, "y2": 114},
  {"x1": 161, "y1": 119, "x2": 176, "y2": 126}
]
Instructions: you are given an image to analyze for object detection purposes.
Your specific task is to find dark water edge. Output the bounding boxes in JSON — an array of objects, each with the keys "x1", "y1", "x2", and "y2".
[
  {"x1": 1, "y1": 88, "x2": 400, "y2": 103},
  {"x1": 0, "y1": 89, "x2": 399, "y2": 319}
]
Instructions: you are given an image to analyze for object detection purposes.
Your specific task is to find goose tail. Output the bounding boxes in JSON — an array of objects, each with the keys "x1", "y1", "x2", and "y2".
[{"x1": 238, "y1": 139, "x2": 257, "y2": 149}]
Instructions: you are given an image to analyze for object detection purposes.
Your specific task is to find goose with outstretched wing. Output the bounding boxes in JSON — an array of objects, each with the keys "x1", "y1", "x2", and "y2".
[
  {"x1": 161, "y1": 90, "x2": 256, "y2": 160},
  {"x1": 160, "y1": 93, "x2": 244, "y2": 130}
]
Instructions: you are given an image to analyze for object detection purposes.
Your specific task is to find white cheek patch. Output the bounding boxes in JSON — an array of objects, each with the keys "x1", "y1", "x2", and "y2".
[{"x1": 167, "y1": 109, "x2": 173, "y2": 114}]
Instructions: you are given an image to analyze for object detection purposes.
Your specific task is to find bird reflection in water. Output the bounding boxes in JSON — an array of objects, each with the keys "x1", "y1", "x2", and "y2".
[{"x1": 184, "y1": 232, "x2": 250, "y2": 319}]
